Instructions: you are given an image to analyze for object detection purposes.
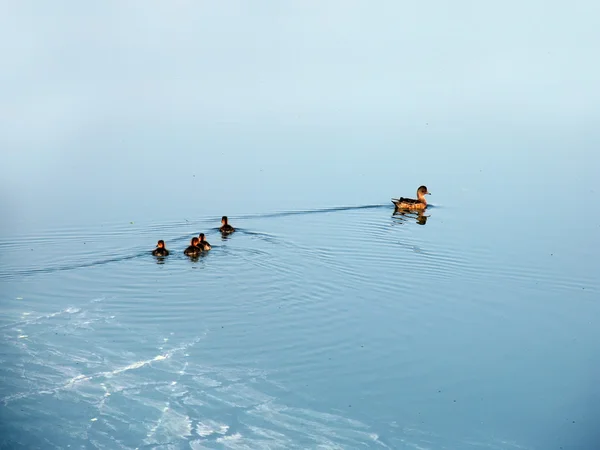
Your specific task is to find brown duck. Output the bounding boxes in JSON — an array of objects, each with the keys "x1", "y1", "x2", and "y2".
[{"x1": 392, "y1": 185, "x2": 431, "y2": 210}]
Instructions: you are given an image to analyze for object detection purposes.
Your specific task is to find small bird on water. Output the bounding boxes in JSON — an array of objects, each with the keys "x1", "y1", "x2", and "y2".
[
  {"x1": 220, "y1": 216, "x2": 235, "y2": 235},
  {"x1": 198, "y1": 233, "x2": 211, "y2": 251},
  {"x1": 152, "y1": 240, "x2": 170, "y2": 256},
  {"x1": 184, "y1": 237, "x2": 202, "y2": 257},
  {"x1": 392, "y1": 185, "x2": 431, "y2": 210}
]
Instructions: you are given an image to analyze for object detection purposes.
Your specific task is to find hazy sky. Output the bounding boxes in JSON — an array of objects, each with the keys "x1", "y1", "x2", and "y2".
[{"x1": 1, "y1": 2, "x2": 599, "y2": 233}]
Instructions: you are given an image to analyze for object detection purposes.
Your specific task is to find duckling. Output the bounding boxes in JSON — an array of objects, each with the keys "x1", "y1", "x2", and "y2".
[
  {"x1": 220, "y1": 216, "x2": 235, "y2": 234},
  {"x1": 198, "y1": 233, "x2": 211, "y2": 251},
  {"x1": 184, "y1": 237, "x2": 202, "y2": 256},
  {"x1": 392, "y1": 185, "x2": 431, "y2": 210},
  {"x1": 152, "y1": 240, "x2": 170, "y2": 256}
]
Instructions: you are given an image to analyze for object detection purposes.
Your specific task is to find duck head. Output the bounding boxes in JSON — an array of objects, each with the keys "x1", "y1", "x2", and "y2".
[{"x1": 417, "y1": 185, "x2": 431, "y2": 202}]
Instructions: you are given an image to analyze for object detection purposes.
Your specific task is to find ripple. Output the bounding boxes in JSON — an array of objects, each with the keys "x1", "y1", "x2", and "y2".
[{"x1": 1, "y1": 201, "x2": 593, "y2": 450}]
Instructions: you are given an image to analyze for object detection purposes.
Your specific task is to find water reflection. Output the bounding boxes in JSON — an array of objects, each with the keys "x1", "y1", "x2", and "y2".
[
  {"x1": 153, "y1": 255, "x2": 167, "y2": 265},
  {"x1": 392, "y1": 209, "x2": 430, "y2": 225},
  {"x1": 186, "y1": 252, "x2": 211, "y2": 263}
]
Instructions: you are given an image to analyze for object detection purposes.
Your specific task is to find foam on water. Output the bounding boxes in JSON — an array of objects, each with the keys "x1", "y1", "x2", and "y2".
[
  {"x1": 196, "y1": 421, "x2": 229, "y2": 437},
  {"x1": 0, "y1": 295, "x2": 395, "y2": 449}
]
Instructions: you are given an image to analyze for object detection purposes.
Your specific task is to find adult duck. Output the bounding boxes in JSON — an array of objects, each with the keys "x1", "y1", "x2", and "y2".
[{"x1": 392, "y1": 185, "x2": 431, "y2": 210}]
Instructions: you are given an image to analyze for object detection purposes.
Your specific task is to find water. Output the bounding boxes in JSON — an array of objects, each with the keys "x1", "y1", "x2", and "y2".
[
  {"x1": 2, "y1": 162, "x2": 599, "y2": 448},
  {"x1": 2, "y1": 3, "x2": 600, "y2": 449}
]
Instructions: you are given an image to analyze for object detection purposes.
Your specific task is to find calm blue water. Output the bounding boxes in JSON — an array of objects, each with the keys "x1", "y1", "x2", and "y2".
[
  {"x1": 2, "y1": 3, "x2": 600, "y2": 449},
  {"x1": 2, "y1": 146, "x2": 599, "y2": 449}
]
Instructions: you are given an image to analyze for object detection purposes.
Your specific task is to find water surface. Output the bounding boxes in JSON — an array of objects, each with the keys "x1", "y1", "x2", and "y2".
[{"x1": 1, "y1": 176, "x2": 599, "y2": 449}]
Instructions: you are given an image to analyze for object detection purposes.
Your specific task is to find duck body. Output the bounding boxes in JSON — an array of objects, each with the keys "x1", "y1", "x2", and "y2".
[
  {"x1": 198, "y1": 233, "x2": 211, "y2": 251},
  {"x1": 184, "y1": 237, "x2": 202, "y2": 257},
  {"x1": 184, "y1": 245, "x2": 201, "y2": 256},
  {"x1": 392, "y1": 197, "x2": 428, "y2": 210},
  {"x1": 219, "y1": 224, "x2": 235, "y2": 234},
  {"x1": 392, "y1": 185, "x2": 431, "y2": 210},
  {"x1": 220, "y1": 216, "x2": 235, "y2": 235},
  {"x1": 152, "y1": 247, "x2": 170, "y2": 257},
  {"x1": 152, "y1": 240, "x2": 170, "y2": 257}
]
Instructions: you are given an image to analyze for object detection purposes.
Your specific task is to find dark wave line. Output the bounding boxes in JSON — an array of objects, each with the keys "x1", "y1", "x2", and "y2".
[
  {"x1": 0, "y1": 204, "x2": 391, "y2": 279},
  {"x1": 0, "y1": 235, "x2": 263, "y2": 280},
  {"x1": 120, "y1": 204, "x2": 390, "y2": 245},
  {"x1": 236, "y1": 204, "x2": 389, "y2": 220},
  {"x1": 175, "y1": 204, "x2": 390, "y2": 230},
  {"x1": 0, "y1": 252, "x2": 149, "y2": 280}
]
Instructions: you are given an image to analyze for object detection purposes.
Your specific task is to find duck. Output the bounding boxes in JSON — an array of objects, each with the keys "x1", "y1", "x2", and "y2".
[
  {"x1": 220, "y1": 216, "x2": 235, "y2": 234},
  {"x1": 152, "y1": 240, "x2": 170, "y2": 256},
  {"x1": 184, "y1": 237, "x2": 202, "y2": 256},
  {"x1": 198, "y1": 233, "x2": 211, "y2": 251},
  {"x1": 392, "y1": 185, "x2": 431, "y2": 210}
]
